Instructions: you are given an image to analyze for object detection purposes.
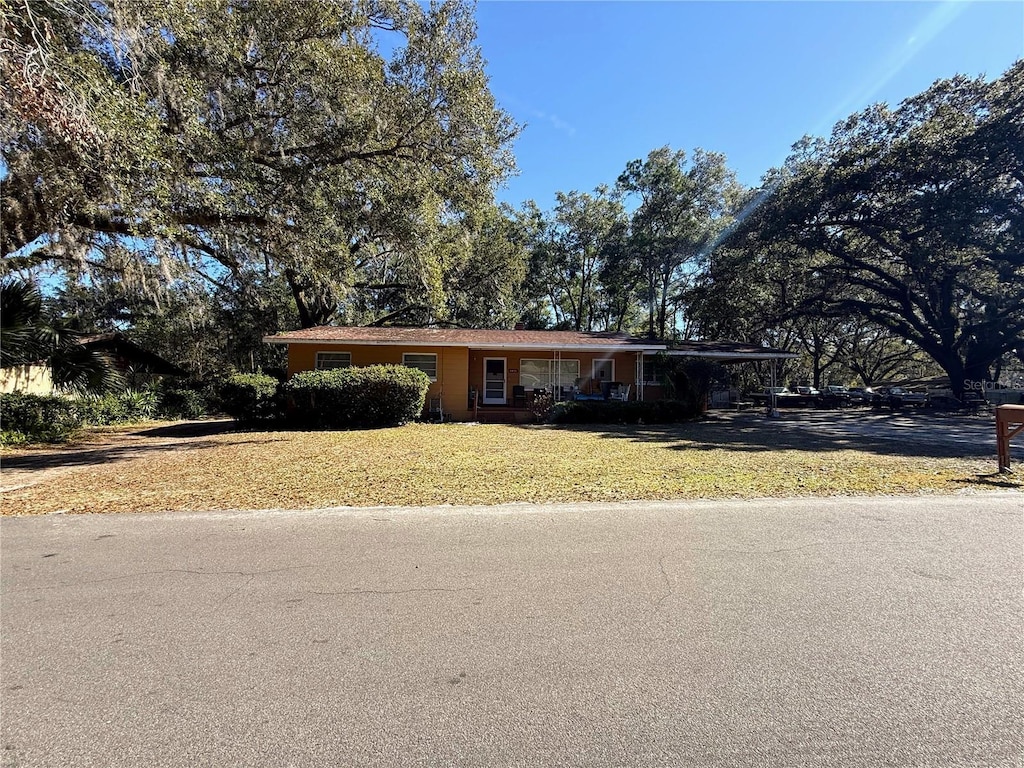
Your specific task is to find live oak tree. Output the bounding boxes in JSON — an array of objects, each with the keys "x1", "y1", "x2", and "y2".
[
  {"x1": 345, "y1": 202, "x2": 529, "y2": 329},
  {"x1": 437, "y1": 204, "x2": 530, "y2": 329},
  {"x1": 731, "y1": 63, "x2": 1024, "y2": 396},
  {"x1": 2, "y1": 0, "x2": 519, "y2": 330},
  {"x1": 842, "y1": 322, "x2": 937, "y2": 387}
]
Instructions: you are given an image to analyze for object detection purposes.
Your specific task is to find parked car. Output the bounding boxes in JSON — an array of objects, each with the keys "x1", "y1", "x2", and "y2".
[
  {"x1": 883, "y1": 387, "x2": 928, "y2": 409},
  {"x1": 847, "y1": 386, "x2": 875, "y2": 405},
  {"x1": 749, "y1": 386, "x2": 802, "y2": 406},
  {"x1": 818, "y1": 385, "x2": 853, "y2": 409}
]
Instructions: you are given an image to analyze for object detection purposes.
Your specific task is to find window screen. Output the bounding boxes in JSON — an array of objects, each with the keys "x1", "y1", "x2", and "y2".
[
  {"x1": 315, "y1": 352, "x2": 351, "y2": 370},
  {"x1": 403, "y1": 353, "x2": 438, "y2": 380},
  {"x1": 519, "y1": 359, "x2": 580, "y2": 389}
]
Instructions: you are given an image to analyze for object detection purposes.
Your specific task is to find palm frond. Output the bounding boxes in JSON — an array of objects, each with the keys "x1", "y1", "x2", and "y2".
[
  {"x1": 50, "y1": 346, "x2": 126, "y2": 395},
  {"x1": 1, "y1": 279, "x2": 48, "y2": 366},
  {"x1": 2, "y1": 278, "x2": 125, "y2": 394}
]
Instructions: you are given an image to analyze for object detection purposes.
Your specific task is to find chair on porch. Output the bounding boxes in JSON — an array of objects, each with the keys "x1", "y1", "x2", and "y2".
[
  {"x1": 512, "y1": 385, "x2": 527, "y2": 408},
  {"x1": 609, "y1": 383, "x2": 631, "y2": 402},
  {"x1": 428, "y1": 396, "x2": 445, "y2": 422}
]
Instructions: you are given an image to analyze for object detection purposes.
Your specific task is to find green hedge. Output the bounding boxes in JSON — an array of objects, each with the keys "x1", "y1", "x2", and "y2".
[
  {"x1": 218, "y1": 373, "x2": 283, "y2": 423},
  {"x1": 0, "y1": 379, "x2": 222, "y2": 444},
  {"x1": 282, "y1": 365, "x2": 431, "y2": 429},
  {"x1": 78, "y1": 390, "x2": 159, "y2": 425},
  {"x1": 549, "y1": 398, "x2": 698, "y2": 425},
  {"x1": 0, "y1": 392, "x2": 85, "y2": 444},
  {"x1": 156, "y1": 379, "x2": 213, "y2": 420}
]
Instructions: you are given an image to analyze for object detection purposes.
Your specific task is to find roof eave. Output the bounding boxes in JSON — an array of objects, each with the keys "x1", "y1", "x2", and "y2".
[
  {"x1": 263, "y1": 336, "x2": 665, "y2": 352},
  {"x1": 660, "y1": 349, "x2": 800, "y2": 361}
]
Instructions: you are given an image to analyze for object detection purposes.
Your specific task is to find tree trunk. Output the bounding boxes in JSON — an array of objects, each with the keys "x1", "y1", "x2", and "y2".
[{"x1": 284, "y1": 269, "x2": 334, "y2": 328}]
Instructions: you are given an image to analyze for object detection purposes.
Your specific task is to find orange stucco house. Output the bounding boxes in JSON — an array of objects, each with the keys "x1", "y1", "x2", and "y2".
[{"x1": 264, "y1": 326, "x2": 669, "y2": 421}]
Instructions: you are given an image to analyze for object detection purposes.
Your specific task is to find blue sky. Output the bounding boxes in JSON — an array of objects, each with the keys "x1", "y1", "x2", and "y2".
[{"x1": 475, "y1": 1, "x2": 1024, "y2": 209}]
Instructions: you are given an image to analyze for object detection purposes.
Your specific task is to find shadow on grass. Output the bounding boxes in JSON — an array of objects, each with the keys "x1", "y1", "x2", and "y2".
[
  {"x1": 137, "y1": 417, "x2": 410, "y2": 437},
  {"x1": 519, "y1": 410, "x2": 1010, "y2": 461},
  {"x1": 2, "y1": 418, "x2": 286, "y2": 474},
  {"x1": 959, "y1": 472, "x2": 1023, "y2": 490},
  {"x1": 2, "y1": 415, "x2": 415, "y2": 477},
  {"x1": 134, "y1": 419, "x2": 239, "y2": 438}
]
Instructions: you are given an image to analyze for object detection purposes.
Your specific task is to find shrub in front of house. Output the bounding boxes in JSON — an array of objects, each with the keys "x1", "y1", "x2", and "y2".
[
  {"x1": 78, "y1": 390, "x2": 159, "y2": 425},
  {"x1": 549, "y1": 398, "x2": 698, "y2": 425},
  {"x1": 0, "y1": 392, "x2": 85, "y2": 444},
  {"x1": 218, "y1": 372, "x2": 283, "y2": 423},
  {"x1": 156, "y1": 378, "x2": 214, "y2": 420},
  {"x1": 282, "y1": 365, "x2": 431, "y2": 429},
  {"x1": 529, "y1": 389, "x2": 555, "y2": 422}
]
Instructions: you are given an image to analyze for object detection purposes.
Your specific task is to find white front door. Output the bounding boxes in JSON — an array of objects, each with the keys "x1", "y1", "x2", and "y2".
[{"x1": 483, "y1": 358, "x2": 506, "y2": 404}]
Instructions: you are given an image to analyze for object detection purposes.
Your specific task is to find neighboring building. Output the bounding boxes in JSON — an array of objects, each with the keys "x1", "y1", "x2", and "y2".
[
  {"x1": 76, "y1": 333, "x2": 187, "y2": 387},
  {"x1": 0, "y1": 332, "x2": 186, "y2": 395},
  {"x1": 264, "y1": 326, "x2": 795, "y2": 422},
  {"x1": 0, "y1": 364, "x2": 56, "y2": 395}
]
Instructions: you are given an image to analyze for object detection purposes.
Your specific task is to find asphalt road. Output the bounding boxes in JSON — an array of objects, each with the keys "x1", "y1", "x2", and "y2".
[{"x1": 2, "y1": 495, "x2": 1022, "y2": 767}]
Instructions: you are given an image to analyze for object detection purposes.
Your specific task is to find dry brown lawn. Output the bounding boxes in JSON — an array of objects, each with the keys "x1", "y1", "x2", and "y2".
[{"x1": 2, "y1": 414, "x2": 1016, "y2": 516}]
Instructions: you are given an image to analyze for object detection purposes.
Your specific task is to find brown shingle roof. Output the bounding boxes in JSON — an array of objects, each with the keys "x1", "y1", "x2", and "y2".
[
  {"x1": 81, "y1": 332, "x2": 187, "y2": 375},
  {"x1": 264, "y1": 326, "x2": 666, "y2": 351}
]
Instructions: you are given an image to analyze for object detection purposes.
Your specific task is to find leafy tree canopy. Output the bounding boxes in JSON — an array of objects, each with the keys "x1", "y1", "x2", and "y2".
[
  {"x1": 2, "y1": 0, "x2": 519, "y2": 327},
  {"x1": 616, "y1": 146, "x2": 745, "y2": 340},
  {"x1": 715, "y1": 62, "x2": 1023, "y2": 394}
]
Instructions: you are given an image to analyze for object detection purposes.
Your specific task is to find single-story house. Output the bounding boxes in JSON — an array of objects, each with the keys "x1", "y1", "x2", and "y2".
[{"x1": 264, "y1": 326, "x2": 796, "y2": 422}]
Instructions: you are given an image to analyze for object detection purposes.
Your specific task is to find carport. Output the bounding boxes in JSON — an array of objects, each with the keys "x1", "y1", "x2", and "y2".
[{"x1": 656, "y1": 341, "x2": 800, "y2": 413}]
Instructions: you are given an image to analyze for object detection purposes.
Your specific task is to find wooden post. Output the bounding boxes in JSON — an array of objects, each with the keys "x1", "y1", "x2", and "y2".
[{"x1": 996, "y1": 404, "x2": 1024, "y2": 472}]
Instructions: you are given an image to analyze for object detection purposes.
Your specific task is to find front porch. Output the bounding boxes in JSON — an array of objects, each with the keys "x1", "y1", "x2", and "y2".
[
  {"x1": 465, "y1": 385, "x2": 632, "y2": 423},
  {"x1": 467, "y1": 348, "x2": 649, "y2": 414}
]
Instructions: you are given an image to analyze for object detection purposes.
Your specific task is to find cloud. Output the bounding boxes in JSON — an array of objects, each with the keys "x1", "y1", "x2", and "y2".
[{"x1": 499, "y1": 93, "x2": 577, "y2": 137}]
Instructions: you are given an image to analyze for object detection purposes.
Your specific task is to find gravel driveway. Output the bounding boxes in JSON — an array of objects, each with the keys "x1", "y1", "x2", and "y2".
[{"x1": 756, "y1": 408, "x2": 1016, "y2": 459}]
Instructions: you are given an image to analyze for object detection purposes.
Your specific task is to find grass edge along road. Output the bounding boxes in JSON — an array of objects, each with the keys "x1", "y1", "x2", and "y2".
[{"x1": 2, "y1": 415, "x2": 1018, "y2": 516}]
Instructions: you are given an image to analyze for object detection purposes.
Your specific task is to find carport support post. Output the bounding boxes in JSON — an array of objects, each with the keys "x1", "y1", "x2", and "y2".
[
  {"x1": 996, "y1": 405, "x2": 1024, "y2": 472},
  {"x1": 768, "y1": 358, "x2": 780, "y2": 418}
]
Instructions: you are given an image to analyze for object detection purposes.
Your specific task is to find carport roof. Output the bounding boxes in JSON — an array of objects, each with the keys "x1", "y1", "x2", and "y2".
[{"x1": 662, "y1": 341, "x2": 799, "y2": 362}]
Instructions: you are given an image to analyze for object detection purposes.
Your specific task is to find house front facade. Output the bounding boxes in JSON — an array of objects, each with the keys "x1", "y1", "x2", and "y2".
[{"x1": 264, "y1": 326, "x2": 669, "y2": 421}]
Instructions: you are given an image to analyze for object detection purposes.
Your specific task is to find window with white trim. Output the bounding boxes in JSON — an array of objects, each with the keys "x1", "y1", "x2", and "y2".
[
  {"x1": 519, "y1": 359, "x2": 580, "y2": 390},
  {"x1": 315, "y1": 352, "x2": 351, "y2": 370},
  {"x1": 402, "y1": 353, "x2": 438, "y2": 380}
]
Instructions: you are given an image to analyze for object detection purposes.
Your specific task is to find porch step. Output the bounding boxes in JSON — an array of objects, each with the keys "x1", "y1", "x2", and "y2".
[{"x1": 474, "y1": 408, "x2": 531, "y2": 424}]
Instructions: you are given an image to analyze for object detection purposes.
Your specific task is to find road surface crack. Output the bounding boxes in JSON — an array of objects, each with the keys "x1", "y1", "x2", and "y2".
[
  {"x1": 655, "y1": 554, "x2": 673, "y2": 609},
  {"x1": 3, "y1": 564, "x2": 322, "y2": 594},
  {"x1": 309, "y1": 587, "x2": 477, "y2": 597}
]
